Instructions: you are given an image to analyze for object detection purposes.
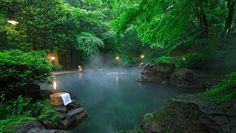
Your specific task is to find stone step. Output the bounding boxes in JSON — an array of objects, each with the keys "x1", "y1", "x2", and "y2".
[
  {"x1": 65, "y1": 108, "x2": 85, "y2": 118},
  {"x1": 54, "y1": 106, "x2": 67, "y2": 113}
]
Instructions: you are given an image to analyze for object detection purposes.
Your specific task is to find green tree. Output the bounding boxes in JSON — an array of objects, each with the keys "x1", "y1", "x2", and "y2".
[
  {"x1": 113, "y1": 0, "x2": 235, "y2": 50},
  {"x1": 75, "y1": 32, "x2": 104, "y2": 55}
]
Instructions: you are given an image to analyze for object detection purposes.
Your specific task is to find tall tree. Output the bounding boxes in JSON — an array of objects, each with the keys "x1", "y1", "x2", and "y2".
[{"x1": 224, "y1": 0, "x2": 236, "y2": 37}]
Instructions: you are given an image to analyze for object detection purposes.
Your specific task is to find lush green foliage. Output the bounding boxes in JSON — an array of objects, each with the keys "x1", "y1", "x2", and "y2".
[
  {"x1": 153, "y1": 56, "x2": 177, "y2": 64},
  {"x1": 147, "y1": 53, "x2": 206, "y2": 69},
  {"x1": 114, "y1": 0, "x2": 236, "y2": 50},
  {"x1": 200, "y1": 72, "x2": 236, "y2": 103},
  {"x1": 0, "y1": 116, "x2": 36, "y2": 133},
  {"x1": 177, "y1": 53, "x2": 206, "y2": 69},
  {"x1": 0, "y1": 50, "x2": 51, "y2": 92},
  {"x1": 75, "y1": 32, "x2": 104, "y2": 55},
  {"x1": 180, "y1": 72, "x2": 236, "y2": 104},
  {"x1": 34, "y1": 100, "x2": 59, "y2": 123},
  {"x1": 0, "y1": 95, "x2": 58, "y2": 132},
  {"x1": 0, "y1": 0, "x2": 110, "y2": 63}
]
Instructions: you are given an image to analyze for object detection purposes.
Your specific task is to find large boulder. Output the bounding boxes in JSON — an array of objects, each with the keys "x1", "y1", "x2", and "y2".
[
  {"x1": 42, "y1": 102, "x2": 87, "y2": 130},
  {"x1": 16, "y1": 121, "x2": 71, "y2": 133},
  {"x1": 16, "y1": 121, "x2": 44, "y2": 133},
  {"x1": 170, "y1": 68, "x2": 202, "y2": 88},
  {"x1": 28, "y1": 129, "x2": 71, "y2": 133},
  {"x1": 60, "y1": 107, "x2": 87, "y2": 129},
  {"x1": 137, "y1": 63, "x2": 176, "y2": 83},
  {"x1": 140, "y1": 98, "x2": 236, "y2": 133},
  {"x1": 137, "y1": 63, "x2": 222, "y2": 89}
]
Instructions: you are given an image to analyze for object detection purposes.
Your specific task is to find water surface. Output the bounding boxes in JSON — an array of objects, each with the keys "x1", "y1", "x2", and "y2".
[{"x1": 52, "y1": 68, "x2": 200, "y2": 133}]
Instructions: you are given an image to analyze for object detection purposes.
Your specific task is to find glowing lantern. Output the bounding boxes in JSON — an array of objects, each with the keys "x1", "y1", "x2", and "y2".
[
  {"x1": 115, "y1": 56, "x2": 120, "y2": 60},
  {"x1": 51, "y1": 56, "x2": 55, "y2": 60},
  {"x1": 78, "y1": 65, "x2": 83, "y2": 72},
  {"x1": 140, "y1": 54, "x2": 145, "y2": 59},
  {"x1": 7, "y1": 20, "x2": 19, "y2": 25}
]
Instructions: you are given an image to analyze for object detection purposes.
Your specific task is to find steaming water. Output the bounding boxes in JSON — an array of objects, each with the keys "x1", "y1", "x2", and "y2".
[{"x1": 52, "y1": 67, "x2": 200, "y2": 133}]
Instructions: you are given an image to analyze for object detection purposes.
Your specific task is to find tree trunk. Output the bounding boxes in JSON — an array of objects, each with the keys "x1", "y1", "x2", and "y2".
[
  {"x1": 202, "y1": 13, "x2": 208, "y2": 38},
  {"x1": 70, "y1": 45, "x2": 73, "y2": 69},
  {"x1": 196, "y1": 7, "x2": 209, "y2": 38},
  {"x1": 64, "y1": 44, "x2": 67, "y2": 68},
  {"x1": 64, "y1": 53, "x2": 67, "y2": 69},
  {"x1": 43, "y1": 33, "x2": 47, "y2": 50},
  {"x1": 224, "y1": 0, "x2": 236, "y2": 38}
]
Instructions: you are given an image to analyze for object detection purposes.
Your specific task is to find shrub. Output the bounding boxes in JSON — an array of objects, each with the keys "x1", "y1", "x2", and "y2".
[
  {"x1": 0, "y1": 50, "x2": 52, "y2": 93},
  {"x1": 52, "y1": 64, "x2": 62, "y2": 71},
  {"x1": 111, "y1": 55, "x2": 141, "y2": 66},
  {"x1": 0, "y1": 95, "x2": 34, "y2": 118},
  {"x1": 0, "y1": 116, "x2": 36, "y2": 133},
  {"x1": 200, "y1": 72, "x2": 236, "y2": 103},
  {"x1": 33, "y1": 100, "x2": 59, "y2": 124},
  {"x1": 179, "y1": 72, "x2": 236, "y2": 104},
  {"x1": 0, "y1": 96, "x2": 59, "y2": 132},
  {"x1": 153, "y1": 56, "x2": 177, "y2": 63},
  {"x1": 177, "y1": 53, "x2": 206, "y2": 69}
]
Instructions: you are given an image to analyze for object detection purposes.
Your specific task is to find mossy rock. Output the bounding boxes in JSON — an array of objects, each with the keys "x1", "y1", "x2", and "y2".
[
  {"x1": 141, "y1": 101, "x2": 208, "y2": 133},
  {"x1": 2, "y1": 116, "x2": 36, "y2": 133}
]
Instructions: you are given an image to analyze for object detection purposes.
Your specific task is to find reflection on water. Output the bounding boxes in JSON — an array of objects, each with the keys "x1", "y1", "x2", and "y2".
[
  {"x1": 53, "y1": 79, "x2": 57, "y2": 90},
  {"x1": 53, "y1": 68, "x2": 201, "y2": 133},
  {"x1": 107, "y1": 72, "x2": 127, "y2": 86},
  {"x1": 78, "y1": 73, "x2": 83, "y2": 79},
  {"x1": 51, "y1": 75, "x2": 57, "y2": 90},
  {"x1": 115, "y1": 75, "x2": 119, "y2": 85}
]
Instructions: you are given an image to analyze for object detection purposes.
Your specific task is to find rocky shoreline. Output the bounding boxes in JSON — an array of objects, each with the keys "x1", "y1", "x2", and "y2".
[
  {"x1": 16, "y1": 86, "x2": 87, "y2": 133},
  {"x1": 124, "y1": 63, "x2": 236, "y2": 133},
  {"x1": 15, "y1": 101, "x2": 87, "y2": 133},
  {"x1": 139, "y1": 98, "x2": 236, "y2": 133},
  {"x1": 137, "y1": 63, "x2": 222, "y2": 89}
]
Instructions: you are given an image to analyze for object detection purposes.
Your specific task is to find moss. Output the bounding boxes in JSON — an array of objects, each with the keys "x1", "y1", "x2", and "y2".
[
  {"x1": 142, "y1": 102, "x2": 207, "y2": 133},
  {"x1": 179, "y1": 72, "x2": 236, "y2": 104},
  {"x1": 138, "y1": 72, "x2": 236, "y2": 132},
  {"x1": 1, "y1": 116, "x2": 36, "y2": 133}
]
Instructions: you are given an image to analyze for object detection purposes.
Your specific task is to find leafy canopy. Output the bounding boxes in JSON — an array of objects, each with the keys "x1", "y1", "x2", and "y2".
[{"x1": 75, "y1": 32, "x2": 104, "y2": 56}]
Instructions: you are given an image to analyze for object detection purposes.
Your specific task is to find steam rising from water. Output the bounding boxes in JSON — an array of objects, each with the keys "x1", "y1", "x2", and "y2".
[{"x1": 43, "y1": 54, "x2": 203, "y2": 133}]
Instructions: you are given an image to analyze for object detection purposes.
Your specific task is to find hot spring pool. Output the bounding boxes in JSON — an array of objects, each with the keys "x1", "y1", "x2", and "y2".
[{"x1": 51, "y1": 68, "x2": 200, "y2": 133}]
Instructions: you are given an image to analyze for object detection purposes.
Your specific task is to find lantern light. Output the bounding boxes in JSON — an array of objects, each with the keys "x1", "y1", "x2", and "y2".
[
  {"x1": 7, "y1": 20, "x2": 19, "y2": 25},
  {"x1": 115, "y1": 56, "x2": 120, "y2": 60},
  {"x1": 53, "y1": 80, "x2": 57, "y2": 90},
  {"x1": 78, "y1": 65, "x2": 83, "y2": 72},
  {"x1": 140, "y1": 54, "x2": 145, "y2": 59},
  {"x1": 51, "y1": 56, "x2": 55, "y2": 60}
]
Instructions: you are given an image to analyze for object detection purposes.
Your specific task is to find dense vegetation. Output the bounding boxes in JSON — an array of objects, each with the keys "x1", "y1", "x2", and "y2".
[
  {"x1": 0, "y1": 50, "x2": 56, "y2": 132},
  {"x1": 0, "y1": 0, "x2": 236, "y2": 132},
  {"x1": 1, "y1": 0, "x2": 236, "y2": 69},
  {"x1": 0, "y1": 50, "x2": 51, "y2": 94},
  {"x1": 0, "y1": 96, "x2": 58, "y2": 133},
  {"x1": 180, "y1": 72, "x2": 236, "y2": 104}
]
